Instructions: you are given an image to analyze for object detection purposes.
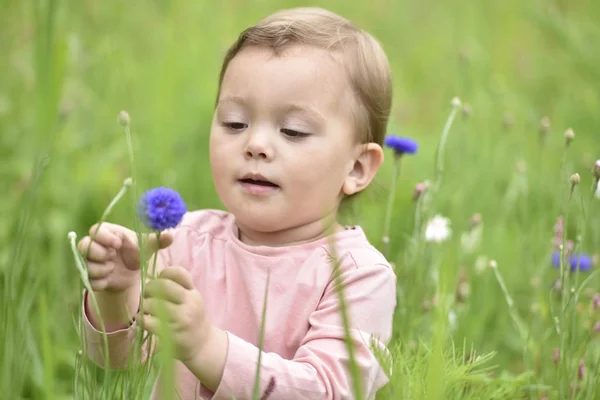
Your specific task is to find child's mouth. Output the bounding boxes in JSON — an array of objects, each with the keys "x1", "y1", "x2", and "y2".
[{"x1": 239, "y1": 178, "x2": 279, "y2": 188}]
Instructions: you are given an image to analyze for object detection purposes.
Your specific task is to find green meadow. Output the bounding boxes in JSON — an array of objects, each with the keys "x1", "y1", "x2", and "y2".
[{"x1": 2, "y1": 0, "x2": 600, "y2": 398}]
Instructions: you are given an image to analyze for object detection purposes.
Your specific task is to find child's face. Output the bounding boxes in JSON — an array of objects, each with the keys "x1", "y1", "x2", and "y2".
[{"x1": 209, "y1": 44, "x2": 367, "y2": 236}]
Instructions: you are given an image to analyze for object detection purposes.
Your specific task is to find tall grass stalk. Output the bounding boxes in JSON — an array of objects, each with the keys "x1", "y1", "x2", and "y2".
[
  {"x1": 325, "y1": 226, "x2": 363, "y2": 400},
  {"x1": 382, "y1": 158, "x2": 400, "y2": 257},
  {"x1": 252, "y1": 271, "x2": 271, "y2": 400}
]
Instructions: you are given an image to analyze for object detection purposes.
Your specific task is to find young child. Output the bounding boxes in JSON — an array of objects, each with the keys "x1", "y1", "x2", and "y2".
[{"x1": 79, "y1": 7, "x2": 396, "y2": 400}]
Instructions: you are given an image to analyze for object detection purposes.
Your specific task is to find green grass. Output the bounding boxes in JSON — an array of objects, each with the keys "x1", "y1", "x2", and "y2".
[{"x1": 2, "y1": 0, "x2": 600, "y2": 399}]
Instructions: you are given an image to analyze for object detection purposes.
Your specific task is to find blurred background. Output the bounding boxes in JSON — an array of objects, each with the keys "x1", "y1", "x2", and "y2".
[{"x1": 2, "y1": 0, "x2": 600, "y2": 398}]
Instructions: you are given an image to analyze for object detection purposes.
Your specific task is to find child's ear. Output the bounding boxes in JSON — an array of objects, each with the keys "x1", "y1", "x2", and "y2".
[{"x1": 342, "y1": 143, "x2": 384, "y2": 196}]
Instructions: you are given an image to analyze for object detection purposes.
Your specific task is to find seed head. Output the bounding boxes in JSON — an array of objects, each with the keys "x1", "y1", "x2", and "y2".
[
  {"x1": 123, "y1": 178, "x2": 133, "y2": 188},
  {"x1": 489, "y1": 260, "x2": 498, "y2": 269},
  {"x1": 118, "y1": 110, "x2": 130, "y2": 127},
  {"x1": 539, "y1": 116, "x2": 551, "y2": 135},
  {"x1": 451, "y1": 97, "x2": 462, "y2": 109},
  {"x1": 570, "y1": 173, "x2": 580, "y2": 186},
  {"x1": 68, "y1": 231, "x2": 77, "y2": 241},
  {"x1": 564, "y1": 128, "x2": 575, "y2": 146}
]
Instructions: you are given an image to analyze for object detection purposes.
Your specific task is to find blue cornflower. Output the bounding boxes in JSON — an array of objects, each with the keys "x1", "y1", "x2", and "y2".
[
  {"x1": 384, "y1": 135, "x2": 418, "y2": 156},
  {"x1": 137, "y1": 187, "x2": 187, "y2": 231},
  {"x1": 551, "y1": 250, "x2": 593, "y2": 272}
]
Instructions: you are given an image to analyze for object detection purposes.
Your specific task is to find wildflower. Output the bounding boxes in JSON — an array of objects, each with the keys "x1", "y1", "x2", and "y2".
[
  {"x1": 137, "y1": 187, "x2": 187, "y2": 231},
  {"x1": 118, "y1": 110, "x2": 130, "y2": 127},
  {"x1": 424, "y1": 214, "x2": 452, "y2": 243},
  {"x1": 461, "y1": 214, "x2": 483, "y2": 254},
  {"x1": 551, "y1": 250, "x2": 593, "y2": 272},
  {"x1": 383, "y1": 135, "x2": 418, "y2": 156},
  {"x1": 564, "y1": 128, "x2": 575, "y2": 146},
  {"x1": 593, "y1": 160, "x2": 600, "y2": 180},
  {"x1": 593, "y1": 294, "x2": 600, "y2": 310}
]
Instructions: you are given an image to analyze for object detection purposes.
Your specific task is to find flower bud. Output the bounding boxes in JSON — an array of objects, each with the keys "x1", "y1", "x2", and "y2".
[
  {"x1": 489, "y1": 260, "x2": 497, "y2": 269},
  {"x1": 564, "y1": 128, "x2": 575, "y2": 146},
  {"x1": 570, "y1": 173, "x2": 580, "y2": 186},
  {"x1": 593, "y1": 160, "x2": 600, "y2": 180},
  {"x1": 578, "y1": 360, "x2": 585, "y2": 380},
  {"x1": 124, "y1": 177, "x2": 133, "y2": 188},
  {"x1": 68, "y1": 231, "x2": 77, "y2": 241},
  {"x1": 412, "y1": 181, "x2": 430, "y2": 201},
  {"x1": 451, "y1": 97, "x2": 462, "y2": 108},
  {"x1": 118, "y1": 110, "x2": 130, "y2": 127}
]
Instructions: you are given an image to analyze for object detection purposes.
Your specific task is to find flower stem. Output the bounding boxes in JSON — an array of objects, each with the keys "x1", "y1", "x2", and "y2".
[
  {"x1": 252, "y1": 271, "x2": 271, "y2": 400},
  {"x1": 68, "y1": 233, "x2": 111, "y2": 396},
  {"x1": 84, "y1": 178, "x2": 132, "y2": 258},
  {"x1": 382, "y1": 157, "x2": 400, "y2": 257},
  {"x1": 432, "y1": 100, "x2": 460, "y2": 195},
  {"x1": 558, "y1": 184, "x2": 575, "y2": 398}
]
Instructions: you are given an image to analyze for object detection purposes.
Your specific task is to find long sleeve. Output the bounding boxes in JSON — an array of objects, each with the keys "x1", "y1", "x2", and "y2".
[
  {"x1": 211, "y1": 263, "x2": 396, "y2": 400},
  {"x1": 82, "y1": 248, "x2": 172, "y2": 369}
]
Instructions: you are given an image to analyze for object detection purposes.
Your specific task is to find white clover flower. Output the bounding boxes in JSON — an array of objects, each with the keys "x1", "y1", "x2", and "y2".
[{"x1": 425, "y1": 214, "x2": 452, "y2": 243}]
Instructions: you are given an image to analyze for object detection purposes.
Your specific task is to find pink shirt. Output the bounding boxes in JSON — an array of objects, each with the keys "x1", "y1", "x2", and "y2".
[{"x1": 84, "y1": 209, "x2": 397, "y2": 399}]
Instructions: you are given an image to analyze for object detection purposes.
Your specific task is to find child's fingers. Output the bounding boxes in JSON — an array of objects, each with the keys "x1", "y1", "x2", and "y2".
[
  {"x1": 89, "y1": 277, "x2": 109, "y2": 292},
  {"x1": 141, "y1": 314, "x2": 161, "y2": 336},
  {"x1": 88, "y1": 223, "x2": 123, "y2": 249},
  {"x1": 144, "y1": 279, "x2": 186, "y2": 304},
  {"x1": 84, "y1": 242, "x2": 115, "y2": 263},
  {"x1": 143, "y1": 298, "x2": 178, "y2": 321},
  {"x1": 158, "y1": 266, "x2": 195, "y2": 291},
  {"x1": 86, "y1": 262, "x2": 115, "y2": 280}
]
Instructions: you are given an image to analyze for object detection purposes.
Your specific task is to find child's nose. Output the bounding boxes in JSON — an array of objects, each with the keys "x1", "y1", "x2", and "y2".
[{"x1": 244, "y1": 130, "x2": 273, "y2": 160}]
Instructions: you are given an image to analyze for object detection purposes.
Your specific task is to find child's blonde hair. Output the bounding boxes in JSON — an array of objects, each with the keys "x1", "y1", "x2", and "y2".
[{"x1": 216, "y1": 7, "x2": 392, "y2": 146}]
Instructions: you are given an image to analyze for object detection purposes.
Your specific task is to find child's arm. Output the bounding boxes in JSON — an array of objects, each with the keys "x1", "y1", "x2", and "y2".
[
  {"x1": 187, "y1": 263, "x2": 396, "y2": 400},
  {"x1": 82, "y1": 249, "x2": 169, "y2": 369}
]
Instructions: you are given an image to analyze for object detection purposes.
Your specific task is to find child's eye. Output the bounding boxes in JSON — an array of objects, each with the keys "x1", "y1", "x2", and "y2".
[
  {"x1": 222, "y1": 122, "x2": 248, "y2": 131},
  {"x1": 281, "y1": 128, "x2": 310, "y2": 138}
]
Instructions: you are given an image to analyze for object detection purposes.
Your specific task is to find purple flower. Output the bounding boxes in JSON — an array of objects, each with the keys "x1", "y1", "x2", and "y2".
[
  {"x1": 551, "y1": 250, "x2": 593, "y2": 272},
  {"x1": 384, "y1": 135, "x2": 418, "y2": 155},
  {"x1": 137, "y1": 187, "x2": 186, "y2": 231}
]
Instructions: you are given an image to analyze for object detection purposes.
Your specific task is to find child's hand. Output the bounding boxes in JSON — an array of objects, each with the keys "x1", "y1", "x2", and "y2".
[
  {"x1": 77, "y1": 222, "x2": 174, "y2": 293},
  {"x1": 142, "y1": 266, "x2": 212, "y2": 363}
]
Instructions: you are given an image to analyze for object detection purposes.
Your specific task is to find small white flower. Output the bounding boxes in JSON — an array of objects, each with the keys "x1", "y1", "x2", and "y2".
[{"x1": 425, "y1": 214, "x2": 452, "y2": 243}]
